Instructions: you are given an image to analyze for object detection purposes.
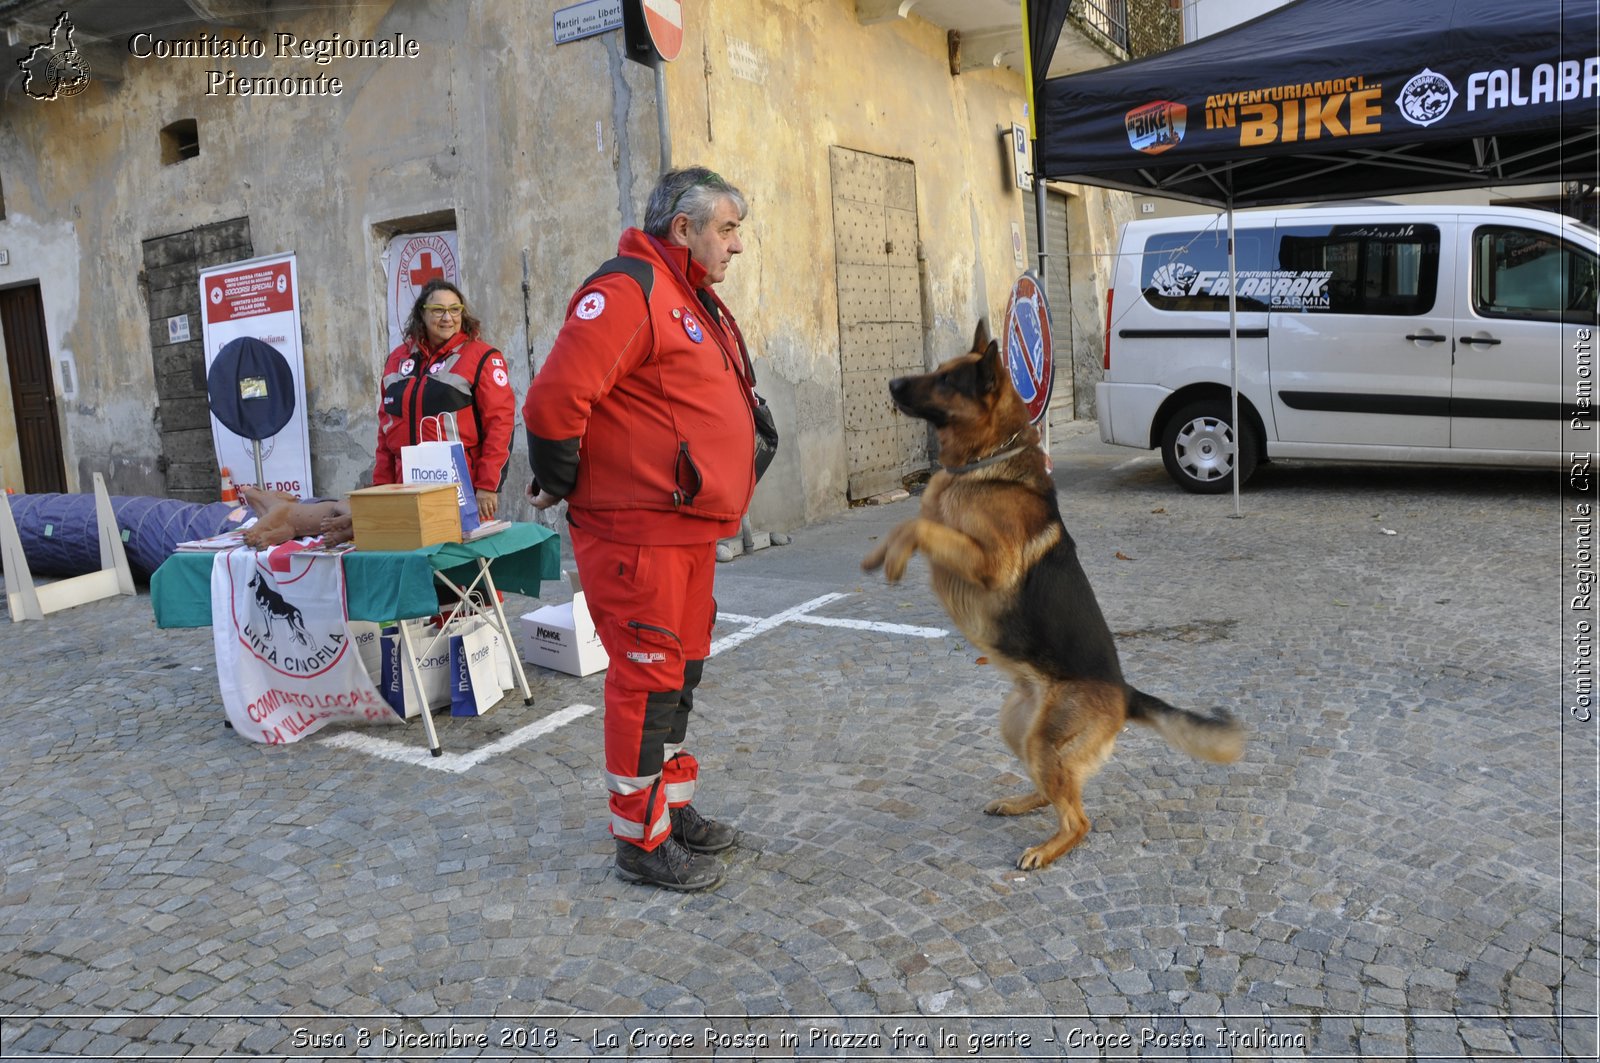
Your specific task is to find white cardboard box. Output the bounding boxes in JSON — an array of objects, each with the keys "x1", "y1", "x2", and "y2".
[{"x1": 519, "y1": 569, "x2": 609, "y2": 676}]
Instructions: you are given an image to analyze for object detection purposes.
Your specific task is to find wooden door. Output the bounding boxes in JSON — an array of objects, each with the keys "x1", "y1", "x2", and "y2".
[
  {"x1": 830, "y1": 147, "x2": 925, "y2": 499},
  {"x1": 0, "y1": 285, "x2": 66, "y2": 493}
]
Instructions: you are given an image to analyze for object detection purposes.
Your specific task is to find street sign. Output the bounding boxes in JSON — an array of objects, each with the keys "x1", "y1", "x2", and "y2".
[
  {"x1": 553, "y1": 0, "x2": 623, "y2": 45},
  {"x1": 1011, "y1": 122, "x2": 1032, "y2": 191},
  {"x1": 1002, "y1": 272, "x2": 1053, "y2": 424},
  {"x1": 643, "y1": 0, "x2": 683, "y2": 60},
  {"x1": 622, "y1": 0, "x2": 683, "y2": 65}
]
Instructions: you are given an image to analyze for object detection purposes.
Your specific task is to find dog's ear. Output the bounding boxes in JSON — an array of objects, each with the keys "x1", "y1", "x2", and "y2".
[
  {"x1": 975, "y1": 337, "x2": 1004, "y2": 394},
  {"x1": 972, "y1": 319, "x2": 991, "y2": 354}
]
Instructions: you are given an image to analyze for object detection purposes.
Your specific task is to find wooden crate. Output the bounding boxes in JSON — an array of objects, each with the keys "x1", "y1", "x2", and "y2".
[{"x1": 348, "y1": 483, "x2": 462, "y2": 551}]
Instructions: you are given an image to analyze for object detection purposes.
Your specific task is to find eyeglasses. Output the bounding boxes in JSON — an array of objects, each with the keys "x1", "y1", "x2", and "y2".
[{"x1": 424, "y1": 304, "x2": 464, "y2": 319}]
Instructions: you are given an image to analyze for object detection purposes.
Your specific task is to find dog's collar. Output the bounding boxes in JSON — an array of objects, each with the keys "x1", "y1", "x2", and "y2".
[{"x1": 946, "y1": 434, "x2": 1027, "y2": 475}]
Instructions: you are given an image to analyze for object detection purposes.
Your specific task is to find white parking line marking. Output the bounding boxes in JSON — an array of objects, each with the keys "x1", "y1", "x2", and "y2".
[
  {"x1": 329, "y1": 593, "x2": 947, "y2": 770},
  {"x1": 322, "y1": 702, "x2": 599, "y2": 774},
  {"x1": 708, "y1": 592, "x2": 846, "y2": 656},
  {"x1": 716, "y1": 611, "x2": 947, "y2": 640}
]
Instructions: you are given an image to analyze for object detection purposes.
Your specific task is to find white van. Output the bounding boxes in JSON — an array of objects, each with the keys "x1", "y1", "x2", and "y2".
[{"x1": 1095, "y1": 204, "x2": 1598, "y2": 492}]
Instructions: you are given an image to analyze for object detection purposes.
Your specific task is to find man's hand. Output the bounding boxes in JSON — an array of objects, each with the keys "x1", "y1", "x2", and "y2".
[
  {"x1": 526, "y1": 483, "x2": 561, "y2": 511},
  {"x1": 475, "y1": 489, "x2": 499, "y2": 521}
]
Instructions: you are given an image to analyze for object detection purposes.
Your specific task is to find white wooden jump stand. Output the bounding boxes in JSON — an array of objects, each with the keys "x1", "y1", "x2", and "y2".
[{"x1": 1, "y1": 472, "x2": 135, "y2": 622}]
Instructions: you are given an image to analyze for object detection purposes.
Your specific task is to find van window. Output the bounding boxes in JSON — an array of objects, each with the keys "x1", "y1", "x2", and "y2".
[
  {"x1": 1473, "y1": 226, "x2": 1599, "y2": 324},
  {"x1": 1140, "y1": 227, "x2": 1273, "y2": 311},
  {"x1": 1275, "y1": 223, "x2": 1440, "y2": 316}
]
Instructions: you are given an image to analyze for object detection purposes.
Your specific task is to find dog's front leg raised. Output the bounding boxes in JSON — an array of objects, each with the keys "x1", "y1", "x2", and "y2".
[
  {"x1": 864, "y1": 517, "x2": 996, "y2": 587},
  {"x1": 861, "y1": 518, "x2": 923, "y2": 583},
  {"x1": 912, "y1": 520, "x2": 996, "y2": 588}
]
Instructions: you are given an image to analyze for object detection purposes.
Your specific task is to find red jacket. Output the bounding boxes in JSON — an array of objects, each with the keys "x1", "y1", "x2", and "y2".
[
  {"x1": 524, "y1": 229, "x2": 759, "y2": 545},
  {"x1": 374, "y1": 332, "x2": 515, "y2": 492}
]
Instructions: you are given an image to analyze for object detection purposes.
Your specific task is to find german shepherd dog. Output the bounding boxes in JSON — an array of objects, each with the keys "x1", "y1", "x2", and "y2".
[
  {"x1": 862, "y1": 321, "x2": 1244, "y2": 870},
  {"x1": 249, "y1": 572, "x2": 311, "y2": 646}
]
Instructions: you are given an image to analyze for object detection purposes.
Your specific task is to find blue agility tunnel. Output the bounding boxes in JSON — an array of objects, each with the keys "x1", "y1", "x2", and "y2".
[{"x1": 4, "y1": 493, "x2": 247, "y2": 581}]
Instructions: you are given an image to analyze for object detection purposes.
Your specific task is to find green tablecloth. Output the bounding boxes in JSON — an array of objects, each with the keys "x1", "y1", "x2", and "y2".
[{"x1": 149, "y1": 522, "x2": 562, "y2": 629}]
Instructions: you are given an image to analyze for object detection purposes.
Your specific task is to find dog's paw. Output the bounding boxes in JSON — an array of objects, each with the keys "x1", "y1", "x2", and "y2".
[
  {"x1": 865, "y1": 522, "x2": 917, "y2": 582},
  {"x1": 1016, "y1": 846, "x2": 1054, "y2": 871},
  {"x1": 984, "y1": 792, "x2": 1046, "y2": 817},
  {"x1": 881, "y1": 547, "x2": 912, "y2": 583},
  {"x1": 883, "y1": 524, "x2": 920, "y2": 582}
]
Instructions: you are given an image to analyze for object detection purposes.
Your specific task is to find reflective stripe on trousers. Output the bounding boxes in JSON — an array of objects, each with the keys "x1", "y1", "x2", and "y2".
[{"x1": 572, "y1": 530, "x2": 717, "y2": 851}]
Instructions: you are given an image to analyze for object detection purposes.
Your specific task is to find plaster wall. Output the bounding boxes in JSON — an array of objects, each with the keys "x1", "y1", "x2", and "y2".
[
  {"x1": 0, "y1": 0, "x2": 658, "y2": 505},
  {"x1": 0, "y1": 92, "x2": 142, "y2": 494},
  {"x1": 669, "y1": 0, "x2": 1040, "y2": 521},
  {"x1": 0, "y1": 0, "x2": 1103, "y2": 530},
  {"x1": 0, "y1": 211, "x2": 80, "y2": 492}
]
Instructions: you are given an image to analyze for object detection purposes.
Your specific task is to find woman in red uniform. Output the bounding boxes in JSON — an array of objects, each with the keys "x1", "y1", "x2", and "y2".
[{"x1": 373, "y1": 279, "x2": 515, "y2": 519}]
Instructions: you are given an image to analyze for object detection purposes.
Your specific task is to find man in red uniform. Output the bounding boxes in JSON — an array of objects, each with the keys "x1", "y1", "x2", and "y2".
[{"x1": 525, "y1": 167, "x2": 762, "y2": 891}]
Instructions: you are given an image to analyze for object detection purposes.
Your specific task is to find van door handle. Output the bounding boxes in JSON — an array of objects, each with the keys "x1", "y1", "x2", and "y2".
[
  {"x1": 1459, "y1": 335, "x2": 1502, "y2": 346},
  {"x1": 1404, "y1": 332, "x2": 1445, "y2": 343}
]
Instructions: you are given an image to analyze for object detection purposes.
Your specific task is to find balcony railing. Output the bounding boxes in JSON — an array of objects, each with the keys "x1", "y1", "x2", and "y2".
[
  {"x1": 1069, "y1": 0, "x2": 1182, "y2": 62},
  {"x1": 1071, "y1": 0, "x2": 1129, "y2": 57}
]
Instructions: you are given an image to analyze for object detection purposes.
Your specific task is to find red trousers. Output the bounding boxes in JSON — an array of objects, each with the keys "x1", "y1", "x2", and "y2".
[{"x1": 570, "y1": 528, "x2": 717, "y2": 851}]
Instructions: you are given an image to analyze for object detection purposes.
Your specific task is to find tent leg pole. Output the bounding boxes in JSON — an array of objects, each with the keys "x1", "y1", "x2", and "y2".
[
  {"x1": 1228, "y1": 204, "x2": 1242, "y2": 519},
  {"x1": 1033, "y1": 158, "x2": 1048, "y2": 279}
]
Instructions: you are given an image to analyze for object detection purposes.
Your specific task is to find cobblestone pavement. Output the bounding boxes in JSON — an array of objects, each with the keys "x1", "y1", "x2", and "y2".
[{"x1": 0, "y1": 425, "x2": 1595, "y2": 1061}]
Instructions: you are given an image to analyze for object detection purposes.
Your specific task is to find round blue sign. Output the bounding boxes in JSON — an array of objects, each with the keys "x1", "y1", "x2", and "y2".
[{"x1": 1003, "y1": 272, "x2": 1053, "y2": 424}]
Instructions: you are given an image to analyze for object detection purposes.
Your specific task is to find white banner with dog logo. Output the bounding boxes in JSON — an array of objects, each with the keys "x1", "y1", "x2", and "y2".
[{"x1": 210, "y1": 547, "x2": 399, "y2": 743}]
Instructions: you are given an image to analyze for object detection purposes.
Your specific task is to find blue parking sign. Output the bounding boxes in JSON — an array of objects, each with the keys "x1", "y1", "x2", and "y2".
[{"x1": 1003, "y1": 272, "x2": 1053, "y2": 423}]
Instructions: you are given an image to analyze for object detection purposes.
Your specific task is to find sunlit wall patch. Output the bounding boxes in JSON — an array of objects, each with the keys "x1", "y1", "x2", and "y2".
[{"x1": 1125, "y1": 100, "x2": 1187, "y2": 155}]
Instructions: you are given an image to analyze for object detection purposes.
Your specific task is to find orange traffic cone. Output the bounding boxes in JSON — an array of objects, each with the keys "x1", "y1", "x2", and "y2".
[{"x1": 220, "y1": 466, "x2": 238, "y2": 503}]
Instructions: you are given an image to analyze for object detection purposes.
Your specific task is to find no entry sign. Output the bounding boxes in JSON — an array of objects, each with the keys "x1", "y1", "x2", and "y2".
[
  {"x1": 1002, "y1": 272, "x2": 1054, "y2": 424},
  {"x1": 624, "y1": 0, "x2": 683, "y2": 65},
  {"x1": 644, "y1": 0, "x2": 683, "y2": 60}
]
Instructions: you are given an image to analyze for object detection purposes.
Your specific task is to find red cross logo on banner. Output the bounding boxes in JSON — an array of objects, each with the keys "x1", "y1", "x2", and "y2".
[
  {"x1": 265, "y1": 539, "x2": 312, "y2": 573},
  {"x1": 408, "y1": 251, "x2": 444, "y2": 287}
]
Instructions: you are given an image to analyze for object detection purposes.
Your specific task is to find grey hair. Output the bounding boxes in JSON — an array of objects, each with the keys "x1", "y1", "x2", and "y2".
[{"x1": 642, "y1": 166, "x2": 747, "y2": 237}]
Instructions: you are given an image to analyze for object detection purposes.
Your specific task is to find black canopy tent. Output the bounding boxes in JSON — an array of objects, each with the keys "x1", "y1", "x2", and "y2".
[
  {"x1": 1022, "y1": 0, "x2": 1599, "y2": 506},
  {"x1": 1031, "y1": 0, "x2": 1599, "y2": 208}
]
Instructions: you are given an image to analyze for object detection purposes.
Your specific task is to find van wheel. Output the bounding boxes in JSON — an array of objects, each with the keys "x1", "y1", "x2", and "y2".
[{"x1": 1160, "y1": 401, "x2": 1257, "y2": 493}]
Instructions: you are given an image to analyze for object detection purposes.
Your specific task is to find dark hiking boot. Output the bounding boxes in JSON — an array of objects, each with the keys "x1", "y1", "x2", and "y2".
[
  {"x1": 614, "y1": 837, "x2": 723, "y2": 891},
  {"x1": 670, "y1": 803, "x2": 737, "y2": 853}
]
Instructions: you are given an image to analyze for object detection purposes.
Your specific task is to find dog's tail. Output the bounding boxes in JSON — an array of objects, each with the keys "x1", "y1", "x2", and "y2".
[{"x1": 1126, "y1": 687, "x2": 1245, "y2": 764}]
